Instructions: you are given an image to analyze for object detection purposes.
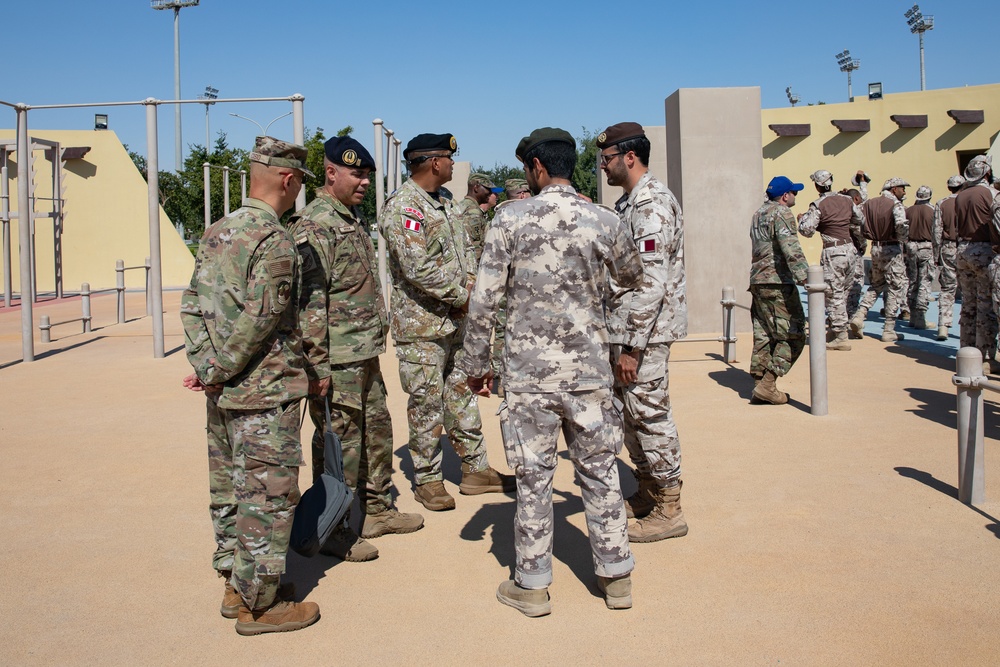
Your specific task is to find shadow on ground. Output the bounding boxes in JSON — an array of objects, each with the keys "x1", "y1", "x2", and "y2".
[
  {"x1": 895, "y1": 466, "x2": 1000, "y2": 539},
  {"x1": 0, "y1": 336, "x2": 107, "y2": 370}
]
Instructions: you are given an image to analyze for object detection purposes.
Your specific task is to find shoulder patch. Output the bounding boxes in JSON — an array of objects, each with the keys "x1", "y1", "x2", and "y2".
[
  {"x1": 403, "y1": 217, "x2": 422, "y2": 233},
  {"x1": 270, "y1": 257, "x2": 294, "y2": 278},
  {"x1": 403, "y1": 207, "x2": 425, "y2": 221},
  {"x1": 638, "y1": 238, "x2": 658, "y2": 253}
]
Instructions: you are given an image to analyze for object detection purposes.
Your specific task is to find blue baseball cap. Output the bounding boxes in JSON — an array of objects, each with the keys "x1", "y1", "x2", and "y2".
[{"x1": 766, "y1": 176, "x2": 804, "y2": 198}]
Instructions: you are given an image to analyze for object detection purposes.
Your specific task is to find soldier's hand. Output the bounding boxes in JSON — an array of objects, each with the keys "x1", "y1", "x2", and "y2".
[
  {"x1": 310, "y1": 376, "x2": 331, "y2": 398},
  {"x1": 182, "y1": 373, "x2": 205, "y2": 391},
  {"x1": 467, "y1": 371, "x2": 493, "y2": 397},
  {"x1": 615, "y1": 350, "x2": 640, "y2": 385}
]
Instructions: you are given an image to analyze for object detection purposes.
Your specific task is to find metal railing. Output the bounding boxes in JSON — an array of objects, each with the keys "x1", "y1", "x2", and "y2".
[{"x1": 951, "y1": 347, "x2": 990, "y2": 506}]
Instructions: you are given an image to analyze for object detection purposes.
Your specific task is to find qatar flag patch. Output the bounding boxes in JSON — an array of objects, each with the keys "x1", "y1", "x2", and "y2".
[
  {"x1": 639, "y1": 238, "x2": 657, "y2": 253},
  {"x1": 403, "y1": 207, "x2": 425, "y2": 220},
  {"x1": 403, "y1": 217, "x2": 422, "y2": 233}
]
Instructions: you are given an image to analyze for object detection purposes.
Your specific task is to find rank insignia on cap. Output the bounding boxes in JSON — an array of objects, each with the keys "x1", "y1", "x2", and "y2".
[
  {"x1": 597, "y1": 132, "x2": 607, "y2": 143},
  {"x1": 449, "y1": 136, "x2": 458, "y2": 151},
  {"x1": 640, "y1": 238, "x2": 657, "y2": 253},
  {"x1": 403, "y1": 207, "x2": 424, "y2": 220},
  {"x1": 343, "y1": 149, "x2": 358, "y2": 166},
  {"x1": 403, "y1": 217, "x2": 422, "y2": 233}
]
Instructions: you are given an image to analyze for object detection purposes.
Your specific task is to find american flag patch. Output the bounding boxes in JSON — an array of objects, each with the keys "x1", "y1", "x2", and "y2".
[
  {"x1": 403, "y1": 217, "x2": 422, "y2": 233},
  {"x1": 403, "y1": 207, "x2": 424, "y2": 220},
  {"x1": 640, "y1": 238, "x2": 657, "y2": 253}
]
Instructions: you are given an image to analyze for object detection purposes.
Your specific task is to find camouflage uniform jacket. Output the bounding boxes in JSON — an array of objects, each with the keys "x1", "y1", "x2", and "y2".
[
  {"x1": 289, "y1": 189, "x2": 388, "y2": 366},
  {"x1": 933, "y1": 194, "x2": 959, "y2": 250},
  {"x1": 378, "y1": 178, "x2": 473, "y2": 343},
  {"x1": 749, "y1": 200, "x2": 809, "y2": 285},
  {"x1": 799, "y1": 191, "x2": 865, "y2": 247},
  {"x1": 607, "y1": 172, "x2": 687, "y2": 347},
  {"x1": 180, "y1": 198, "x2": 309, "y2": 409},
  {"x1": 459, "y1": 183, "x2": 644, "y2": 393},
  {"x1": 451, "y1": 195, "x2": 489, "y2": 269}
]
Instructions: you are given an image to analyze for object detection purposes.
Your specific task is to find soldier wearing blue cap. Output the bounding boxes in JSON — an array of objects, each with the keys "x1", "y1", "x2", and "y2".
[
  {"x1": 749, "y1": 176, "x2": 809, "y2": 404},
  {"x1": 290, "y1": 136, "x2": 425, "y2": 562}
]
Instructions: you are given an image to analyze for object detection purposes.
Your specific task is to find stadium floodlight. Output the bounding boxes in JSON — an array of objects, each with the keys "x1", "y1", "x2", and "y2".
[
  {"x1": 151, "y1": 0, "x2": 200, "y2": 171},
  {"x1": 835, "y1": 49, "x2": 861, "y2": 102},
  {"x1": 785, "y1": 87, "x2": 800, "y2": 107},
  {"x1": 199, "y1": 86, "x2": 219, "y2": 153},
  {"x1": 904, "y1": 4, "x2": 934, "y2": 91}
]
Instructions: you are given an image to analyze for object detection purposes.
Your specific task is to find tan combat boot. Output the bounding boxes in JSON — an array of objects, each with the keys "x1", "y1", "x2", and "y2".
[
  {"x1": 881, "y1": 318, "x2": 899, "y2": 342},
  {"x1": 459, "y1": 465, "x2": 516, "y2": 495},
  {"x1": 221, "y1": 578, "x2": 296, "y2": 619},
  {"x1": 628, "y1": 483, "x2": 689, "y2": 543},
  {"x1": 849, "y1": 308, "x2": 867, "y2": 338},
  {"x1": 414, "y1": 481, "x2": 456, "y2": 511},
  {"x1": 936, "y1": 325, "x2": 949, "y2": 341},
  {"x1": 235, "y1": 599, "x2": 320, "y2": 636},
  {"x1": 752, "y1": 371, "x2": 788, "y2": 405},
  {"x1": 826, "y1": 331, "x2": 852, "y2": 351},
  {"x1": 625, "y1": 469, "x2": 656, "y2": 519},
  {"x1": 319, "y1": 522, "x2": 379, "y2": 562},
  {"x1": 909, "y1": 310, "x2": 927, "y2": 329},
  {"x1": 597, "y1": 575, "x2": 633, "y2": 610},
  {"x1": 361, "y1": 508, "x2": 424, "y2": 539},
  {"x1": 496, "y1": 580, "x2": 551, "y2": 617}
]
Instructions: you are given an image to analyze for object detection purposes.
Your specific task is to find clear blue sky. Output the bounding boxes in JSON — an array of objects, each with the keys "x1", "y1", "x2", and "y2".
[{"x1": 4, "y1": 1, "x2": 994, "y2": 172}]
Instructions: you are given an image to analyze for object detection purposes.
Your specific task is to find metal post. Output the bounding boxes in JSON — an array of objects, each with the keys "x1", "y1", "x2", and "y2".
[
  {"x1": 919, "y1": 32, "x2": 926, "y2": 91},
  {"x1": 291, "y1": 94, "x2": 305, "y2": 211},
  {"x1": 203, "y1": 162, "x2": 210, "y2": 229},
  {"x1": 806, "y1": 264, "x2": 828, "y2": 416},
  {"x1": 847, "y1": 70, "x2": 853, "y2": 102},
  {"x1": 16, "y1": 104, "x2": 33, "y2": 361},
  {"x1": 721, "y1": 286, "x2": 736, "y2": 363},
  {"x1": 173, "y1": 6, "x2": 183, "y2": 172},
  {"x1": 956, "y1": 347, "x2": 985, "y2": 505},
  {"x1": 239, "y1": 170, "x2": 246, "y2": 202},
  {"x1": 384, "y1": 128, "x2": 394, "y2": 195},
  {"x1": 40, "y1": 315, "x2": 50, "y2": 343},
  {"x1": 144, "y1": 99, "x2": 165, "y2": 358},
  {"x1": 373, "y1": 119, "x2": 387, "y2": 308},
  {"x1": 204, "y1": 102, "x2": 210, "y2": 153},
  {"x1": 81, "y1": 282, "x2": 91, "y2": 332},
  {"x1": 145, "y1": 257, "x2": 152, "y2": 316},
  {"x1": 2, "y1": 161, "x2": 10, "y2": 308},
  {"x1": 116, "y1": 259, "x2": 126, "y2": 324},
  {"x1": 223, "y1": 166, "x2": 230, "y2": 216},
  {"x1": 393, "y1": 139, "x2": 402, "y2": 190},
  {"x1": 53, "y1": 145, "x2": 63, "y2": 298}
]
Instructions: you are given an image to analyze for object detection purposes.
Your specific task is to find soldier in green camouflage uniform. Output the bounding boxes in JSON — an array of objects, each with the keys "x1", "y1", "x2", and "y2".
[
  {"x1": 379, "y1": 133, "x2": 512, "y2": 512},
  {"x1": 461, "y1": 128, "x2": 644, "y2": 616},
  {"x1": 596, "y1": 122, "x2": 688, "y2": 544},
  {"x1": 451, "y1": 172, "x2": 502, "y2": 270},
  {"x1": 181, "y1": 137, "x2": 321, "y2": 635},
  {"x1": 290, "y1": 137, "x2": 423, "y2": 562},
  {"x1": 749, "y1": 176, "x2": 809, "y2": 405}
]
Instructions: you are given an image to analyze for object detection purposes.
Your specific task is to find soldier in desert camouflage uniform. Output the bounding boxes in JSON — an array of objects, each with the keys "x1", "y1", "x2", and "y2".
[
  {"x1": 850, "y1": 178, "x2": 910, "y2": 343},
  {"x1": 451, "y1": 172, "x2": 502, "y2": 270},
  {"x1": 181, "y1": 136, "x2": 321, "y2": 636},
  {"x1": 379, "y1": 133, "x2": 513, "y2": 512},
  {"x1": 596, "y1": 122, "x2": 688, "y2": 544},
  {"x1": 290, "y1": 136, "x2": 423, "y2": 564},
  {"x1": 932, "y1": 175, "x2": 965, "y2": 340},
  {"x1": 904, "y1": 186, "x2": 936, "y2": 329},
  {"x1": 461, "y1": 128, "x2": 643, "y2": 617},
  {"x1": 749, "y1": 176, "x2": 809, "y2": 405}
]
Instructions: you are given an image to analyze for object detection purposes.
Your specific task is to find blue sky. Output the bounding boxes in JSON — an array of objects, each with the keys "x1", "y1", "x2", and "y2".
[{"x1": 4, "y1": 1, "x2": 993, "y2": 171}]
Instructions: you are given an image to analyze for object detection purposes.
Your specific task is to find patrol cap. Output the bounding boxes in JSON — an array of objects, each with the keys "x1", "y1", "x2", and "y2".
[
  {"x1": 324, "y1": 136, "x2": 376, "y2": 171},
  {"x1": 515, "y1": 127, "x2": 575, "y2": 162},
  {"x1": 765, "y1": 176, "x2": 804, "y2": 198},
  {"x1": 250, "y1": 136, "x2": 315, "y2": 178},
  {"x1": 505, "y1": 178, "x2": 529, "y2": 195},
  {"x1": 596, "y1": 122, "x2": 646, "y2": 149},
  {"x1": 851, "y1": 171, "x2": 872, "y2": 186},
  {"x1": 882, "y1": 177, "x2": 910, "y2": 190},
  {"x1": 404, "y1": 133, "x2": 457, "y2": 161},
  {"x1": 915, "y1": 185, "x2": 932, "y2": 200},
  {"x1": 964, "y1": 154, "x2": 991, "y2": 181},
  {"x1": 469, "y1": 172, "x2": 502, "y2": 193},
  {"x1": 947, "y1": 174, "x2": 966, "y2": 189},
  {"x1": 810, "y1": 170, "x2": 833, "y2": 187}
]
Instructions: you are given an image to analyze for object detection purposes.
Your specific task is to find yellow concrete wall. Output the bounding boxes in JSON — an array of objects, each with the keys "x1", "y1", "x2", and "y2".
[
  {"x1": 0, "y1": 129, "x2": 194, "y2": 294},
  {"x1": 761, "y1": 83, "x2": 1000, "y2": 263}
]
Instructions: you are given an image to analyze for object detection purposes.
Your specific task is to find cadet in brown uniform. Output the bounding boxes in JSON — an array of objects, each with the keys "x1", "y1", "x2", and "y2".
[
  {"x1": 933, "y1": 175, "x2": 965, "y2": 340},
  {"x1": 904, "y1": 186, "x2": 936, "y2": 329}
]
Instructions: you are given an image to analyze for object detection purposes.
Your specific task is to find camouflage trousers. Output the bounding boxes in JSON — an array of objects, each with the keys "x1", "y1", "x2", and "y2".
[
  {"x1": 905, "y1": 241, "x2": 936, "y2": 314},
  {"x1": 858, "y1": 243, "x2": 906, "y2": 319},
  {"x1": 612, "y1": 343, "x2": 681, "y2": 489},
  {"x1": 938, "y1": 243, "x2": 958, "y2": 328},
  {"x1": 206, "y1": 398, "x2": 302, "y2": 611},
  {"x1": 503, "y1": 388, "x2": 634, "y2": 589},
  {"x1": 750, "y1": 284, "x2": 806, "y2": 378},
  {"x1": 820, "y1": 245, "x2": 858, "y2": 333},
  {"x1": 957, "y1": 241, "x2": 998, "y2": 359},
  {"x1": 396, "y1": 329, "x2": 489, "y2": 486},
  {"x1": 307, "y1": 357, "x2": 393, "y2": 514},
  {"x1": 847, "y1": 253, "x2": 865, "y2": 319}
]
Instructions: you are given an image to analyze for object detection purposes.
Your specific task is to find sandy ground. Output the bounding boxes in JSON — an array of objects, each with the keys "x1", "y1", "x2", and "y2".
[{"x1": 1, "y1": 291, "x2": 998, "y2": 665}]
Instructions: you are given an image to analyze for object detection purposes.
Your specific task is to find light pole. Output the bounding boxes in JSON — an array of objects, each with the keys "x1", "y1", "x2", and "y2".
[
  {"x1": 785, "y1": 86, "x2": 800, "y2": 107},
  {"x1": 835, "y1": 49, "x2": 861, "y2": 102},
  {"x1": 151, "y1": 0, "x2": 200, "y2": 171},
  {"x1": 228, "y1": 111, "x2": 293, "y2": 136},
  {"x1": 905, "y1": 4, "x2": 934, "y2": 91},
  {"x1": 199, "y1": 85, "x2": 218, "y2": 154}
]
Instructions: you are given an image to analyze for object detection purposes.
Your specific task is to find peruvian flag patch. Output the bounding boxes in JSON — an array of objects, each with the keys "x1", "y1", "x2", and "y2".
[
  {"x1": 639, "y1": 238, "x2": 657, "y2": 253},
  {"x1": 403, "y1": 217, "x2": 422, "y2": 233},
  {"x1": 403, "y1": 207, "x2": 425, "y2": 220}
]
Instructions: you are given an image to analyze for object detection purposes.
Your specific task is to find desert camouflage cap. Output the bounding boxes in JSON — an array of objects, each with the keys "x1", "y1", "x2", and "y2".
[
  {"x1": 964, "y1": 154, "x2": 991, "y2": 181},
  {"x1": 810, "y1": 170, "x2": 833, "y2": 187},
  {"x1": 882, "y1": 177, "x2": 910, "y2": 190},
  {"x1": 468, "y1": 172, "x2": 501, "y2": 192},
  {"x1": 505, "y1": 178, "x2": 529, "y2": 194},
  {"x1": 596, "y1": 122, "x2": 645, "y2": 149},
  {"x1": 250, "y1": 136, "x2": 315, "y2": 178},
  {"x1": 915, "y1": 185, "x2": 932, "y2": 200},
  {"x1": 515, "y1": 127, "x2": 575, "y2": 162},
  {"x1": 947, "y1": 174, "x2": 966, "y2": 189}
]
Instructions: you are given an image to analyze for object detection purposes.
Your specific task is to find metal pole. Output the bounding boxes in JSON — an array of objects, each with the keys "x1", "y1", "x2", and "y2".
[
  {"x1": 53, "y1": 145, "x2": 63, "y2": 298},
  {"x1": 384, "y1": 129, "x2": 394, "y2": 191},
  {"x1": 722, "y1": 286, "x2": 736, "y2": 363},
  {"x1": 919, "y1": 32, "x2": 926, "y2": 91},
  {"x1": 81, "y1": 282, "x2": 91, "y2": 332},
  {"x1": 40, "y1": 315, "x2": 50, "y2": 343},
  {"x1": 204, "y1": 102, "x2": 210, "y2": 153},
  {"x1": 240, "y1": 170, "x2": 246, "y2": 202},
  {"x1": 394, "y1": 139, "x2": 402, "y2": 190},
  {"x1": 116, "y1": 259, "x2": 125, "y2": 324},
  {"x1": 806, "y1": 264, "x2": 828, "y2": 416},
  {"x1": 144, "y1": 99, "x2": 165, "y2": 358},
  {"x1": 373, "y1": 119, "x2": 387, "y2": 308},
  {"x1": 847, "y1": 70, "x2": 853, "y2": 102},
  {"x1": 223, "y1": 166, "x2": 230, "y2": 216},
  {"x1": 2, "y1": 161, "x2": 10, "y2": 308},
  {"x1": 173, "y1": 6, "x2": 183, "y2": 172},
  {"x1": 956, "y1": 347, "x2": 985, "y2": 505},
  {"x1": 145, "y1": 257, "x2": 152, "y2": 316},
  {"x1": 16, "y1": 105, "x2": 33, "y2": 361},
  {"x1": 203, "y1": 163, "x2": 211, "y2": 229},
  {"x1": 291, "y1": 94, "x2": 305, "y2": 211}
]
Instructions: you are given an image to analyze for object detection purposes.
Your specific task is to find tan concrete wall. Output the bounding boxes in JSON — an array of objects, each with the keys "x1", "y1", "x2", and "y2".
[
  {"x1": 442, "y1": 160, "x2": 471, "y2": 202},
  {"x1": 0, "y1": 129, "x2": 194, "y2": 293}
]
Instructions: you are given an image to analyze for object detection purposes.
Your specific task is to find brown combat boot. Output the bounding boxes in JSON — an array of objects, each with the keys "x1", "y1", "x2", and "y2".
[
  {"x1": 628, "y1": 483, "x2": 688, "y2": 543},
  {"x1": 361, "y1": 508, "x2": 425, "y2": 539},
  {"x1": 625, "y1": 469, "x2": 656, "y2": 519},
  {"x1": 496, "y1": 580, "x2": 551, "y2": 617},
  {"x1": 319, "y1": 522, "x2": 379, "y2": 562},
  {"x1": 235, "y1": 599, "x2": 320, "y2": 636},
  {"x1": 597, "y1": 575, "x2": 633, "y2": 610},
  {"x1": 459, "y1": 465, "x2": 516, "y2": 495},
  {"x1": 752, "y1": 371, "x2": 787, "y2": 405},
  {"x1": 221, "y1": 579, "x2": 296, "y2": 619},
  {"x1": 881, "y1": 318, "x2": 899, "y2": 342},
  {"x1": 414, "y1": 481, "x2": 456, "y2": 511},
  {"x1": 826, "y1": 331, "x2": 852, "y2": 351},
  {"x1": 849, "y1": 308, "x2": 867, "y2": 338}
]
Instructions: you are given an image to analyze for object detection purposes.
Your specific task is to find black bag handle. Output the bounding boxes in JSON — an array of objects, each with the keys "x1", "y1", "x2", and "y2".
[{"x1": 324, "y1": 398, "x2": 347, "y2": 483}]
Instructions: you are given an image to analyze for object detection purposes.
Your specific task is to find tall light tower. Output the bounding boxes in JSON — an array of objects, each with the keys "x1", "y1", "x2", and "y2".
[
  {"x1": 199, "y1": 85, "x2": 218, "y2": 153},
  {"x1": 836, "y1": 49, "x2": 861, "y2": 102},
  {"x1": 151, "y1": 0, "x2": 200, "y2": 171},
  {"x1": 785, "y1": 86, "x2": 800, "y2": 107},
  {"x1": 905, "y1": 4, "x2": 934, "y2": 91}
]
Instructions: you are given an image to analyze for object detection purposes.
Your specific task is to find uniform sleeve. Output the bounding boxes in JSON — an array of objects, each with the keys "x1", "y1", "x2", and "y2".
[
  {"x1": 777, "y1": 210, "x2": 809, "y2": 285},
  {"x1": 201, "y1": 233, "x2": 298, "y2": 385},
  {"x1": 932, "y1": 204, "x2": 943, "y2": 256},
  {"x1": 608, "y1": 217, "x2": 644, "y2": 291},
  {"x1": 893, "y1": 201, "x2": 909, "y2": 243},
  {"x1": 293, "y1": 224, "x2": 331, "y2": 381},
  {"x1": 460, "y1": 220, "x2": 510, "y2": 378},
  {"x1": 379, "y1": 200, "x2": 469, "y2": 308},
  {"x1": 798, "y1": 204, "x2": 819, "y2": 237},
  {"x1": 179, "y1": 249, "x2": 217, "y2": 377},
  {"x1": 858, "y1": 181, "x2": 869, "y2": 202},
  {"x1": 850, "y1": 202, "x2": 867, "y2": 254},
  {"x1": 991, "y1": 198, "x2": 1000, "y2": 247},
  {"x1": 623, "y1": 198, "x2": 674, "y2": 348}
]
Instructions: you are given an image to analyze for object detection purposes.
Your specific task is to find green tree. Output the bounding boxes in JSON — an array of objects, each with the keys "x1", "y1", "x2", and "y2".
[{"x1": 572, "y1": 128, "x2": 598, "y2": 201}]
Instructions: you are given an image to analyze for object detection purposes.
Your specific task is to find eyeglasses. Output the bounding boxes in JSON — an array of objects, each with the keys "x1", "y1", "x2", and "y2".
[{"x1": 599, "y1": 152, "x2": 624, "y2": 166}]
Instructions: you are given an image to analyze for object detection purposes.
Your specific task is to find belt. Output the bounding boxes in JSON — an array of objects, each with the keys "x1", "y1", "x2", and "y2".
[
  {"x1": 822, "y1": 238, "x2": 852, "y2": 248},
  {"x1": 872, "y1": 241, "x2": 899, "y2": 247}
]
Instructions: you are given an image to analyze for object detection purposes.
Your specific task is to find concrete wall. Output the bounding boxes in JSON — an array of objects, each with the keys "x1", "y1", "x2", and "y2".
[
  {"x1": 0, "y1": 129, "x2": 194, "y2": 294},
  {"x1": 441, "y1": 160, "x2": 471, "y2": 202}
]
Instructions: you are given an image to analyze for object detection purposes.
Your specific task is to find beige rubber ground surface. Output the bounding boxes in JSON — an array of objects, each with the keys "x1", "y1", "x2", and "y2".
[{"x1": 2, "y1": 291, "x2": 998, "y2": 665}]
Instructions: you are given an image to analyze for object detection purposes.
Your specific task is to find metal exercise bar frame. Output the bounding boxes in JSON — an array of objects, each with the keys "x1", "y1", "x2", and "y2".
[
  {"x1": 952, "y1": 347, "x2": 990, "y2": 506},
  {"x1": 202, "y1": 163, "x2": 247, "y2": 228}
]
